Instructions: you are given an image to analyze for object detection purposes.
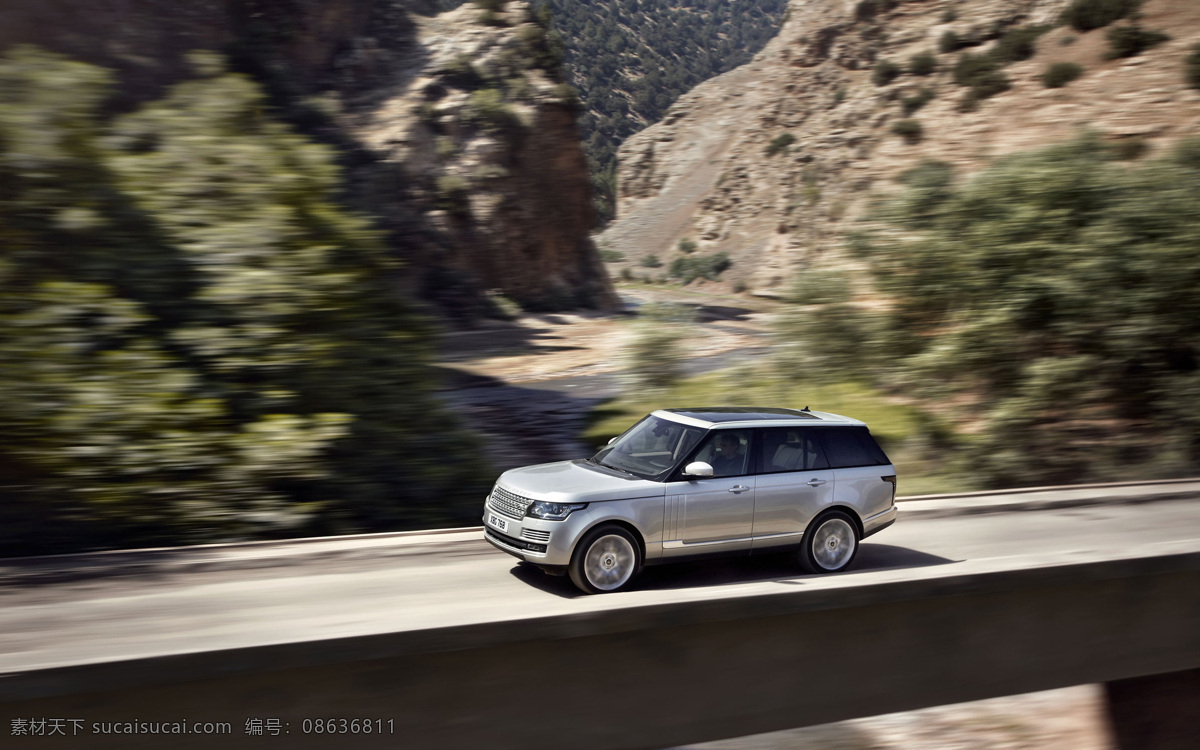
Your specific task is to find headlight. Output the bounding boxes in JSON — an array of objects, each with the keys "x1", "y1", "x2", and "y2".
[{"x1": 526, "y1": 501, "x2": 588, "y2": 521}]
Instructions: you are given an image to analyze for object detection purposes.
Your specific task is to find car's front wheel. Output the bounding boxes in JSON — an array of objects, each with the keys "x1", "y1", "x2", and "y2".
[
  {"x1": 569, "y1": 525, "x2": 642, "y2": 594},
  {"x1": 799, "y1": 510, "x2": 859, "y2": 574}
]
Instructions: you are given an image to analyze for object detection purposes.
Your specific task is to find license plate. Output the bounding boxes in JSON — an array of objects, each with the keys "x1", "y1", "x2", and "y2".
[{"x1": 488, "y1": 514, "x2": 508, "y2": 533}]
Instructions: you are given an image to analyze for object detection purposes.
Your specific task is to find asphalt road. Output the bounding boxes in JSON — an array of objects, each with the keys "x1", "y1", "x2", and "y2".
[{"x1": 2, "y1": 487, "x2": 1199, "y2": 678}]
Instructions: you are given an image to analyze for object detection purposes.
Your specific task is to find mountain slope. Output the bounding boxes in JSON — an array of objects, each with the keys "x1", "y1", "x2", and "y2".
[{"x1": 600, "y1": 0, "x2": 1200, "y2": 294}]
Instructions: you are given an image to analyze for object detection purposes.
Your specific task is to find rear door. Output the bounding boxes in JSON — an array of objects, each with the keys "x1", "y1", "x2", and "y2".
[
  {"x1": 816, "y1": 427, "x2": 895, "y2": 521},
  {"x1": 751, "y1": 427, "x2": 835, "y2": 550}
]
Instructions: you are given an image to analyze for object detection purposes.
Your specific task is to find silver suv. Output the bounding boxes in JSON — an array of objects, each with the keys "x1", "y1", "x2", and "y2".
[{"x1": 483, "y1": 407, "x2": 897, "y2": 594}]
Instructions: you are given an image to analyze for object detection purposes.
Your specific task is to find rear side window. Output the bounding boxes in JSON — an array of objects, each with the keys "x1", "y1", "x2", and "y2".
[
  {"x1": 758, "y1": 427, "x2": 830, "y2": 473},
  {"x1": 818, "y1": 427, "x2": 891, "y2": 468}
]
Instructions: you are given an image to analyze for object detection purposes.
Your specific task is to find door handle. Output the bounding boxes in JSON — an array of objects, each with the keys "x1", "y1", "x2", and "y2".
[
  {"x1": 806, "y1": 479, "x2": 827, "y2": 487},
  {"x1": 728, "y1": 485, "x2": 751, "y2": 494}
]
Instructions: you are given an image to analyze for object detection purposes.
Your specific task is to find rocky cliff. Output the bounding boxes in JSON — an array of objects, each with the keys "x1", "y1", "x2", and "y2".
[
  {"x1": 0, "y1": 0, "x2": 616, "y2": 315},
  {"x1": 599, "y1": 0, "x2": 1200, "y2": 294}
]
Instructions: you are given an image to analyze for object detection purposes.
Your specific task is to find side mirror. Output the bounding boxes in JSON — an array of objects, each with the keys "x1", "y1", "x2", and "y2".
[{"x1": 683, "y1": 461, "x2": 714, "y2": 478}]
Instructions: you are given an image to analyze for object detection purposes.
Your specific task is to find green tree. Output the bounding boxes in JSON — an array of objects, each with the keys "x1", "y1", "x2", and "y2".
[
  {"x1": 825, "y1": 136, "x2": 1200, "y2": 485},
  {"x1": 0, "y1": 48, "x2": 487, "y2": 554}
]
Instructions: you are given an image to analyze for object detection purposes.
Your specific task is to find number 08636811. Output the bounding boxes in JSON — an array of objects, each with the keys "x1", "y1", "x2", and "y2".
[{"x1": 301, "y1": 718, "x2": 394, "y2": 734}]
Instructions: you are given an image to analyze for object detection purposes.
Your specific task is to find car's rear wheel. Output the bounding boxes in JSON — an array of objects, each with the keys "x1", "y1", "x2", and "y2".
[
  {"x1": 799, "y1": 510, "x2": 859, "y2": 574},
  {"x1": 569, "y1": 525, "x2": 641, "y2": 594}
]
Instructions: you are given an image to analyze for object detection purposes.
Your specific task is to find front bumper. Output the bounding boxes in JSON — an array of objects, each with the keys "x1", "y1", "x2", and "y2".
[{"x1": 481, "y1": 506, "x2": 593, "y2": 566}]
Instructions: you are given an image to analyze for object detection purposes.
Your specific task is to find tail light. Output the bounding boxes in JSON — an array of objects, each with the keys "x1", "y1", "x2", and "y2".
[{"x1": 881, "y1": 475, "x2": 897, "y2": 504}]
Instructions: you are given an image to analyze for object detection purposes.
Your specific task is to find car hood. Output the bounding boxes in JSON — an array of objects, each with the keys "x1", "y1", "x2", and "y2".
[{"x1": 497, "y1": 460, "x2": 664, "y2": 504}]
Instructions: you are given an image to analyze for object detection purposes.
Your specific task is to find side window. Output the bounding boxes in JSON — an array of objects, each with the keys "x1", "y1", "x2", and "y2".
[
  {"x1": 818, "y1": 427, "x2": 886, "y2": 468},
  {"x1": 689, "y1": 430, "x2": 751, "y2": 477},
  {"x1": 759, "y1": 427, "x2": 830, "y2": 473},
  {"x1": 857, "y1": 428, "x2": 891, "y2": 465}
]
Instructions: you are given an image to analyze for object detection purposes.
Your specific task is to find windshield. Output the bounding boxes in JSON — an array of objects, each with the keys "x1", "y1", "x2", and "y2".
[{"x1": 592, "y1": 415, "x2": 705, "y2": 480}]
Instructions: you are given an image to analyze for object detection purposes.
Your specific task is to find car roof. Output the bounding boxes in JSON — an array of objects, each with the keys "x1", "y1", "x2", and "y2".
[{"x1": 652, "y1": 407, "x2": 865, "y2": 429}]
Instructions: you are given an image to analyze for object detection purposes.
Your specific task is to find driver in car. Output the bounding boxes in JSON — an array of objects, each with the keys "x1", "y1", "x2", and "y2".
[{"x1": 710, "y1": 432, "x2": 743, "y2": 476}]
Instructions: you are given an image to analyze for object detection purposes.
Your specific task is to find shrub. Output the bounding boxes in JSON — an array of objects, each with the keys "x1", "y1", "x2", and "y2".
[
  {"x1": 891, "y1": 119, "x2": 923, "y2": 144},
  {"x1": 463, "y1": 88, "x2": 523, "y2": 132},
  {"x1": 855, "y1": 0, "x2": 898, "y2": 23},
  {"x1": 640, "y1": 254, "x2": 663, "y2": 268},
  {"x1": 941, "y1": 9, "x2": 958, "y2": 24},
  {"x1": 474, "y1": 0, "x2": 509, "y2": 27},
  {"x1": 1114, "y1": 137, "x2": 1148, "y2": 160},
  {"x1": 1188, "y1": 44, "x2": 1200, "y2": 90},
  {"x1": 620, "y1": 267, "x2": 634, "y2": 281},
  {"x1": 678, "y1": 238, "x2": 697, "y2": 254},
  {"x1": 852, "y1": 133, "x2": 1200, "y2": 485},
  {"x1": 909, "y1": 51, "x2": 937, "y2": 76},
  {"x1": 1042, "y1": 61, "x2": 1084, "y2": 88},
  {"x1": 442, "y1": 55, "x2": 485, "y2": 90},
  {"x1": 435, "y1": 175, "x2": 471, "y2": 215},
  {"x1": 435, "y1": 136, "x2": 456, "y2": 160},
  {"x1": 939, "y1": 30, "x2": 962, "y2": 54},
  {"x1": 626, "y1": 322, "x2": 684, "y2": 389},
  {"x1": 485, "y1": 290, "x2": 522, "y2": 320},
  {"x1": 1061, "y1": 0, "x2": 1142, "y2": 32},
  {"x1": 954, "y1": 53, "x2": 1010, "y2": 106},
  {"x1": 873, "y1": 58, "x2": 902, "y2": 86},
  {"x1": 668, "y1": 252, "x2": 731, "y2": 284},
  {"x1": 1104, "y1": 25, "x2": 1169, "y2": 59},
  {"x1": 765, "y1": 132, "x2": 796, "y2": 156},
  {"x1": 1060, "y1": 34, "x2": 1078, "y2": 46},
  {"x1": 599, "y1": 248, "x2": 625, "y2": 262},
  {"x1": 991, "y1": 26, "x2": 1048, "y2": 64},
  {"x1": 901, "y1": 87, "x2": 935, "y2": 116}
]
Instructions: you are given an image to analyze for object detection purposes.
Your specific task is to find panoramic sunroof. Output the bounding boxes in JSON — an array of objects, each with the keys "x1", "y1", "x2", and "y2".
[{"x1": 665, "y1": 407, "x2": 820, "y2": 422}]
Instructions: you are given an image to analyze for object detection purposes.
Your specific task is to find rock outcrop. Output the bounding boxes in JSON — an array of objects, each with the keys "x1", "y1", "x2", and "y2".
[
  {"x1": 599, "y1": 0, "x2": 1200, "y2": 295},
  {"x1": 348, "y1": 2, "x2": 616, "y2": 313},
  {"x1": 0, "y1": 0, "x2": 617, "y2": 315}
]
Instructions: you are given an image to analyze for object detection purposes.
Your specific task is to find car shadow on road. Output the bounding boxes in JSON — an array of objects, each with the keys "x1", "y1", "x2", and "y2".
[{"x1": 507, "y1": 543, "x2": 956, "y2": 598}]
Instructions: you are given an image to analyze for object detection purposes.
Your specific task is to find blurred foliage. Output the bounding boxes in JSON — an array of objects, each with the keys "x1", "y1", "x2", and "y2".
[
  {"x1": 901, "y1": 87, "x2": 935, "y2": 116},
  {"x1": 909, "y1": 51, "x2": 937, "y2": 76},
  {"x1": 1042, "y1": 61, "x2": 1084, "y2": 88},
  {"x1": 765, "y1": 132, "x2": 796, "y2": 157},
  {"x1": 623, "y1": 303, "x2": 694, "y2": 390},
  {"x1": 1188, "y1": 44, "x2": 1200, "y2": 90},
  {"x1": 0, "y1": 48, "x2": 488, "y2": 555},
  {"x1": 891, "y1": 119, "x2": 923, "y2": 144},
  {"x1": 990, "y1": 25, "x2": 1048, "y2": 65},
  {"x1": 1104, "y1": 24, "x2": 1169, "y2": 59},
  {"x1": 781, "y1": 135, "x2": 1200, "y2": 487},
  {"x1": 854, "y1": 0, "x2": 899, "y2": 23},
  {"x1": 668, "y1": 252, "x2": 731, "y2": 285},
  {"x1": 873, "y1": 59, "x2": 901, "y2": 87},
  {"x1": 1061, "y1": 0, "x2": 1142, "y2": 32}
]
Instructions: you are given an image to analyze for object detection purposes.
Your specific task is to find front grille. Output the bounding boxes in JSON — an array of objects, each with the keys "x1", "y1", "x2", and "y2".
[
  {"x1": 485, "y1": 529, "x2": 547, "y2": 554},
  {"x1": 522, "y1": 528, "x2": 552, "y2": 543},
  {"x1": 489, "y1": 485, "x2": 533, "y2": 520}
]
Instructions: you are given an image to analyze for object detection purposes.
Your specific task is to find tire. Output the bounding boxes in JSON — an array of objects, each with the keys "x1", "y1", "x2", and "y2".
[
  {"x1": 568, "y1": 525, "x2": 642, "y2": 594},
  {"x1": 799, "y1": 510, "x2": 860, "y2": 574}
]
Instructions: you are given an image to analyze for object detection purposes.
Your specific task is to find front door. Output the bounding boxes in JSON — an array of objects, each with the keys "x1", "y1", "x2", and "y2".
[{"x1": 662, "y1": 429, "x2": 755, "y2": 555}]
